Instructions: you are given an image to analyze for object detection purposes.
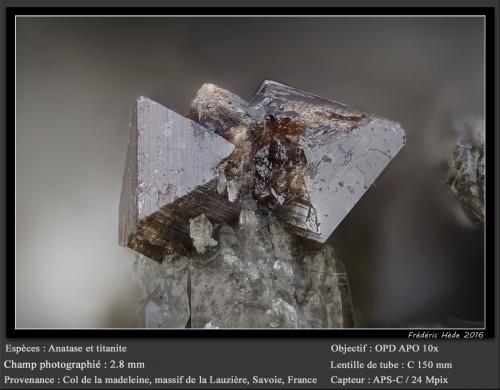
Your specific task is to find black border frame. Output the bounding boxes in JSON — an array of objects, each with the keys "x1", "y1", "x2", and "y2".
[{"x1": 4, "y1": 6, "x2": 496, "y2": 339}]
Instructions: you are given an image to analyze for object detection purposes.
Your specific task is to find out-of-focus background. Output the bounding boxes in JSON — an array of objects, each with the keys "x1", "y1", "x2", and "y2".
[{"x1": 16, "y1": 17, "x2": 484, "y2": 328}]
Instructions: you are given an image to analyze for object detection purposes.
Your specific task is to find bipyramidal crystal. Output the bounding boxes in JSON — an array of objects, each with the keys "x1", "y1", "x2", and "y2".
[{"x1": 119, "y1": 81, "x2": 406, "y2": 328}]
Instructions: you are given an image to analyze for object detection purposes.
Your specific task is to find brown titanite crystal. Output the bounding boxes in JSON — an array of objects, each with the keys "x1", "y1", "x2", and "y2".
[
  {"x1": 189, "y1": 80, "x2": 406, "y2": 242},
  {"x1": 121, "y1": 81, "x2": 406, "y2": 328},
  {"x1": 118, "y1": 97, "x2": 238, "y2": 262}
]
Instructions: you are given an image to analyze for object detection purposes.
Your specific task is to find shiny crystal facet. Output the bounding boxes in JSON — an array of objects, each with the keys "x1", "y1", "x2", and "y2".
[
  {"x1": 189, "y1": 214, "x2": 217, "y2": 254},
  {"x1": 122, "y1": 81, "x2": 407, "y2": 328},
  {"x1": 187, "y1": 199, "x2": 354, "y2": 328},
  {"x1": 119, "y1": 97, "x2": 238, "y2": 261},
  {"x1": 248, "y1": 80, "x2": 406, "y2": 242}
]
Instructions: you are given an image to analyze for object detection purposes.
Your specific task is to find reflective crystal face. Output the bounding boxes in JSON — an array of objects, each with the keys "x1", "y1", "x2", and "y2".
[
  {"x1": 135, "y1": 201, "x2": 354, "y2": 329},
  {"x1": 188, "y1": 203, "x2": 354, "y2": 328},
  {"x1": 247, "y1": 81, "x2": 406, "y2": 242},
  {"x1": 121, "y1": 81, "x2": 406, "y2": 328},
  {"x1": 119, "y1": 97, "x2": 238, "y2": 261},
  {"x1": 120, "y1": 81, "x2": 406, "y2": 259}
]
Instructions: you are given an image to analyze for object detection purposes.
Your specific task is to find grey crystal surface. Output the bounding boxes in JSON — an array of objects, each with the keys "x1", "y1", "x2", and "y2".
[
  {"x1": 137, "y1": 200, "x2": 353, "y2": 328},
  {"x1": 122, "y1": 80, "x2": 407, "y2": 328},
  {"x1": 119, "y1": 97, "x2": 238, "y2": 261},
  {"x1": 248, "y1": 80, "x2": 406, "y2": 242},
  {"x1": 447, "y1": 119, "x2": 485, "y2": 224},
  {"x1": 135, "y1": 255, "x2": 190, "y2": 328}
]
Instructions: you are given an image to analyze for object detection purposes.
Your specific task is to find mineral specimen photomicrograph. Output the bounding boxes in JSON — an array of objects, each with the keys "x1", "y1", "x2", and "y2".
[
  {"x1": 119, "y1": 80, "x2": 406, "y2": 328},
  {"x1": 447, "y1": 118, "x2": 485, "y2": 225}
]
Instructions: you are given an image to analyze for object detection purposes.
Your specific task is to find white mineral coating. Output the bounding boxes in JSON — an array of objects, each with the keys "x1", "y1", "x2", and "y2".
[
  {"x1": 189, "y1": 83, "x2": 264, "y2": 135},
  {"x1": 189, "y1": 84, "x2": 263, "y2": 199},
  {"x1": 189, "y1": 214, "x2": 217, "y2": 254},
  {"x1": 135, "y1": 255, "x2": 190, "y2": 328}
]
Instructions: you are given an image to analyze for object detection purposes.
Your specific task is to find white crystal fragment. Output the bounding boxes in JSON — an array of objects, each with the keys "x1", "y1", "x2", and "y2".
[
  {"x1": 239, "y1": 208, "x2": 258, "y2": 227},
  {"x1": 189, "y1": 214, "x2": 217, "y2": 253},
  {"x1": 226, "y1": 180, "x2": 240, "y2": 202}
]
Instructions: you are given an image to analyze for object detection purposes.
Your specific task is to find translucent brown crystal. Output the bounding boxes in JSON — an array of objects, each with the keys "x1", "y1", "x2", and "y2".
[
  {"x1": 120, "y1": 81, "x2": 407, "y2": 328},
  {"x1": 189, "y1": 80, "x2": 406, "y2": 242},
  {"x1": 119, "y1": 97, "x2": 238, "y2": 262}
]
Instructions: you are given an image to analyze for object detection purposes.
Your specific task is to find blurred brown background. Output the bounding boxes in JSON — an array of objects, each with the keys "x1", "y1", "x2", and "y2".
[{"x1": 16, "y1": 16, "x2": 484, "y2": 328}]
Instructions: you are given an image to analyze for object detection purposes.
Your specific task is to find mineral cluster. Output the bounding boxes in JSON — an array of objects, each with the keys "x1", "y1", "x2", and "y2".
[
  {"x1": 120, "y1": 80, "x2": 406, "y2": 328},
  {"x1": 447, "y1": 119, "x2": 485, "y2": 224}
]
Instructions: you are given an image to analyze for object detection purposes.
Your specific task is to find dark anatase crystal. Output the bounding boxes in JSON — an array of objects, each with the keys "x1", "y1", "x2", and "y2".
[
  {"x1": 189, "y1": 81, "x2": 406, "y2": 242},
  {"x1": 119, "y1": 97, "x2": 238, "y2": 262},
  {"x1": 248, "y1": 81, "x2": 405, "y2": 242},
  {"x1": 120, "y1": 80, "x2": 407, "y2": 328}
]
